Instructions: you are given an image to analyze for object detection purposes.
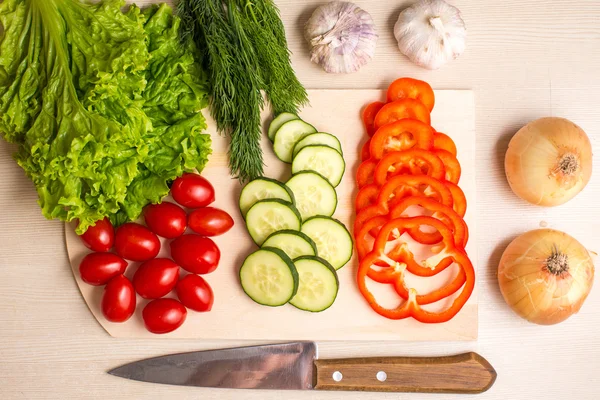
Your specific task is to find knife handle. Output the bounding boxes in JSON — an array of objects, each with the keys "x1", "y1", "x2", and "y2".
[{"x1": 314, "y1": 352, "x2": 496, "y2": 394}]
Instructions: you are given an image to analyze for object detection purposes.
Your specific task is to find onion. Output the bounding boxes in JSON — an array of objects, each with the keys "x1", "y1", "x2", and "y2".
[
  {"x1": 498, "y1": 229, "x2": 594, "y2": 325},
  {"x1": 505, "y1": 117, "x2": 592, "y2": 206}
]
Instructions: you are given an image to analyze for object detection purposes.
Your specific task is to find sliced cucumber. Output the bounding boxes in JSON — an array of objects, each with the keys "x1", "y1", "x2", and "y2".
[
  {"x1": 239, "y1": 177, "x2": 295, "y2": 218},
  {"x1": 292, "y1": 132, "x2": 343, "y2": 159},
  {"x1": 240, "y1": 247, "x2": 299, "y2": 307},
  {"x1": 286, "y1": 172, "x2": 337, "y2": 221},
  {"x1": 301, "y1": 217, "x2": 353, "y2": 270},
  {"x1": 245, "y1": 199, "x2": 301, "y2": 245},
  {"x1": 268, "y1": 112, "x2": 299, "y2": 142},
  {"x1": 292, "y1": 145, "x2": 346, "y2": 187},
  {"x1": 290, "y1": 256, "x2": 339, "y2": 312},
  {"x1": 262, "y1": 230, "x2": 318, "y2": 259},
  {"x1": 273, "y1": 119, "x2": 317, "y2": 163}
]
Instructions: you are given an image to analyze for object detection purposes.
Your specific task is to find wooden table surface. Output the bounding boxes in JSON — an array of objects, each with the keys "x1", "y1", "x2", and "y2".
[{"x1": 1, "y1": 1, "x2": 599, "y2": 399}]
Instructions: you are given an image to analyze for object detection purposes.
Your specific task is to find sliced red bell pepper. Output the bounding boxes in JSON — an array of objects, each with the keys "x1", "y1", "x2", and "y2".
[
  {"x1": 356, "y1": 159, "x2": 377, "y2": 188},
  {"x1": 433, "y1": 132, "x2": 457, "y2": 156},
  {"x1": 362, "y1": 101, "x2": 385, "y2": 137},
  {"x1": 445, "y1": 182, "x2": 467, "y2": 217},
  {"x1": 361, "y1": 139, "x2": 371, "y2": 161},
  {"x1": 389, "y1": 196, "x2": 468, "y2": 247},
  {"x1": 357, "y1": 217, "x2": 475, "y2": 322},
  {"x1": 377, "y1": 175, "x2": 454, "y2": 213},
  {"x1": 373, "y1": 99, "x2": 431, "y2": 131},
  {"x1": 373, "y1": 149, "x2": 446, "y2": 186},
  {"x1": 434, "y1": 149, "x2": 461, "y2": 184},
  {"x1": 370, "y1": 119, "x2": 434, "y2": 160},
  {"x1": 355, "y1": 184, "x2": 380, "y2": 211},
  {"x1": 387, "y1": 78, "x2": 435, "y2": 112}
]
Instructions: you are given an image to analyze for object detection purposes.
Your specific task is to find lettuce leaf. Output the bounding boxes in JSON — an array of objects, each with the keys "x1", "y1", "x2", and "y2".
[{"x1": 0, "y1": 0, "x2": 211, "y2": 233}]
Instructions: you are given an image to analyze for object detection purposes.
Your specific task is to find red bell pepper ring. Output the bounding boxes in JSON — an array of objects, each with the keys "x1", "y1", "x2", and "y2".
[
  {"x1": 389, "y1": 196, "x2": 468, "y2": 247},
  {"x1": 445, "y1": 182, "x2": 467, "y2": 217},
  {"x1": 362, "y1": 101, "x2": 385, "y2": 137},
  {"x1": 433, "y1": 132, "x2": 457, "y2": 157},
  {"x1": 357, "y1": 217, "x2": 475, "y2": 322},
  {"x1": 376, "y1": 175, "x2": 454, "y2": 213},
  {"x1": 361, "y1": 139, "x2": 371, "y2": 161},
  {"x1": 393, "y1": 265, "x2": 467, "y2": 305},
  {"x1": 370, "y1": 119, "x2": 434, "y2": 160},
  {"x1": 356, "y1": 159, "x2": 377, "y2": 188},
  {"x1": 387, "y1": 78, "x2": 435, "y2": 112},
  {"x1": 434, "y1": 149, "x2": 461, "y2": 184},
  {"x1": 373, "y1": 149, "x2": 446, "y2": 186},
  {"x1": 373, "y1": 99, "x2": 431, "y2": 131},
  {"x1": 355, "y1": 184, "x2": 380, "y2": 211}
]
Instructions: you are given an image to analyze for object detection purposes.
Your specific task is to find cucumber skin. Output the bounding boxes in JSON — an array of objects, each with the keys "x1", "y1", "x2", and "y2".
[
  {"x1": 290, "y1": 256, "x2": 339, "y2": 312},
  {"x1": 239, "y1": 247, "x2": 299, "y2": 307},
  {"x1": 262, "y1": 229, "x2": 319, "y2": 256},
  {"x1": 292, "y1": 144, "x2": 346, "y2": 187},
  {"x1": 268, "y1": 113, "x2": 299, "y2": 142},
  {"x1": 239, "y1": 177, "x2": 296, "y2": 220},
  {"x1": 301, "y1": 216, "x2": 354, "y2": 270},
  {"x1": 292, "y1": 132, "x2": 343, "y2": 158},
  {"x1": 245, "y1": 198, "x2": 302, "y2": 246}
]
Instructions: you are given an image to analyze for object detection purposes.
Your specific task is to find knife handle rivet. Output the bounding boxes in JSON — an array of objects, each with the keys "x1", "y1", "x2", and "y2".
[
  {"x1": 332, "y1": 371, "x2": 343, "y2": 382},
  {"x1": 376, "y1": 371, "x2": 387, "y2": 382}
]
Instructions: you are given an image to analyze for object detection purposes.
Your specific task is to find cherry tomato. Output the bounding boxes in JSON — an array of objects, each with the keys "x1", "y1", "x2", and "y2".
[
  {"x1": 142, "y1": 298, "x2": 187, "y2": 334},
  {"x1": 143, "y1": 202, "x2": 187, "y2": 238},
  {"x1": 133, "y1": 258, "x2": 180, "y2": 299},
  {"x1": 79, "y1": 252, "x2": 128, "y2": 286},
  {"x1": 101, "y1": 275, "x2": 136, "y2": 323},
  {"x1": 176, "y1": 274, "x2": 214, "y2": 312},
  {"x1": 362, "y1": 101, "x2": 385, "y2": 137},
  {"x1": 170, "y1": 234, "x2": 220, "y2": 274},
  {"x1": 171, "y1": 173, "x2": 215, "y2": 208},
  {"x1": 188, "y1": 207, "x2": 234, "y2": 236},
  {"x1": 79, "y1": 217, "x2": 114, "y2": 252},
  {"x1": 373, "y1": 99, "x2": 431, "y2": 131},
  {"x1": 386, "y1": 77, "x2": 435, "y2": 112},
  {"x1": 114, "y1": 223, "x2": 160, "y2": 261}
]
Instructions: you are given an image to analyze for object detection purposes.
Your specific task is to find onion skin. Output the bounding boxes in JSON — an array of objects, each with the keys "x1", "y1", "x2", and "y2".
[
  {"x1": 498, "y1": 229, "x2": 594, "y2": 325},
  {"x1": 505, "y1": 117, "x2": 592, "y2": 207}
]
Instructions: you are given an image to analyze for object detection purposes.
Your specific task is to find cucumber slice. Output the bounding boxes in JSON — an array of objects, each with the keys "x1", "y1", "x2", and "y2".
[
  {"x1": 239, "y1": 177, "x2": 295, "y2": 218},
  {"x1": 273, "y1": 119, "x2": 317, "y2": 163},
  {"x1": 290, "y1": 256, "x2": 339, "y2": 312},
  {"x1": 292, "y1": 132, "x2": 343, "y2": 158},
  {"x1": 245, "y1": 199, "x2": 301, "y2": 245},
  {"x1": 240, "y1": 247, "x2": 299, "y2": 307},
  {"x1": 301, "y1": 217, "x2": 353, "y2": 270},
  {"x1": 286, "y1": 172, "x2": 337, "y2": 221},
  {"x1": 292, "y1": 145, "x2": 346, "y2": 187},
  {"x1": 262, "y1": 230, "x2": 318, "y2": 259},
  {"x1": 268, "y1": 113, "x2": 299, "y2": 142}
]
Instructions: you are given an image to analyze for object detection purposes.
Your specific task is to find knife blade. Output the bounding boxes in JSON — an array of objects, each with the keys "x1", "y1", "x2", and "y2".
[{"x1": 108, "y1": 342, "x2": 496, "y2": 393}]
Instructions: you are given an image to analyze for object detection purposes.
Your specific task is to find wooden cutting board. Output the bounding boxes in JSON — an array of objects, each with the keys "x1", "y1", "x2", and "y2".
[{"x1": 65, "y1": 89, "x2": 477, "y2": 340}]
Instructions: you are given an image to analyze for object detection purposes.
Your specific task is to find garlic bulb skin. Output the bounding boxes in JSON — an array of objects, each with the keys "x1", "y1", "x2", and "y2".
[
  {"x1": 304, "y1": 1, "x2": 378, "y2": 74},
  {"x1": 394, "y1": 0, "x2": 466, "y2": 70}
]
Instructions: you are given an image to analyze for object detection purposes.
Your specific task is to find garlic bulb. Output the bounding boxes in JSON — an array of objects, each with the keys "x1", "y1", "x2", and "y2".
[
  {"x1": 304, "y1": 1, "x2": 378, "y2": 74},
  {"x1": 394, "y1": 0, "x2": 466, "y2": 70}
]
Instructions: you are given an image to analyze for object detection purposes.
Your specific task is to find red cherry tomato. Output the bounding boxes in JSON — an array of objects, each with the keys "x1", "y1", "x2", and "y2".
[
  {"x1": 79, "y1": 252, "x2": 128, "y2": 286},
  {"x1": 114, "y1": 223, "x2": 160, "y2": 261},
  {"x1": 133, "y1": 258, "x2": 180, "y2": 299},
  {"x1": 176, "y1": 274, "x2": 214, "y2": 312},
  {"x1": 142, "y1": 298, "x2": 187, "y2": 334},
  {"x1": 143, "y1": 202, "x2": 187, "y2": 238},
  {"x1": 171, "y1": 173, "x2": 215, "y2": 208},
  {"x1": 101, "y1": 275, "x2": 136, "y2": 323},
  {"x1": 170, "y1": 235, "x2": 220, "y2": 274},
  {"x1": 188, "y1": 207, "x2": 234, "y2": 236},
  {"x1": 79, "y1": 217, "x2": 114, "y2": 252}
]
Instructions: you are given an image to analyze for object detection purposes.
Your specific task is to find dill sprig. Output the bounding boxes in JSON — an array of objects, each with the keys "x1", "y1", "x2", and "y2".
[{"x1": 177, "y1": 0, "x2": 308, "y2": 182}]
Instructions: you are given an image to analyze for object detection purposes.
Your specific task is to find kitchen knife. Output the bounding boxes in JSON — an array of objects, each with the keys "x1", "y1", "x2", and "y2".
[{"x1": 108, "y1": 342, "x2": 496, "y2": 393}]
